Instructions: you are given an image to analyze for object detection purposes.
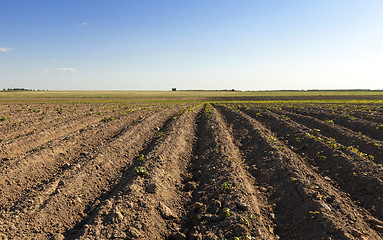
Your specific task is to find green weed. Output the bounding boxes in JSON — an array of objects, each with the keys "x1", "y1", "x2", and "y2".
[
  {"x1": 221, "y1": 182, "x2": 233, "y2": 192},
  {"x1": 134, "y1": 167, "x2": 148, "y2": 177},
  {"x1": 102, "y1": 116, "x2": 114, "y2": 122},
  {"x1": 137, "y1": 154, "x2": 146, "y2": 162},
  {"x1": 223, "y1": 208, "x2": 231, "y2": 217}
]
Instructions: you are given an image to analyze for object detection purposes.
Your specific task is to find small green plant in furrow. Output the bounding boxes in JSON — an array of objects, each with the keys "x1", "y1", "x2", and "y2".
[
  {"x1": 102, "y1": 116, "x2": 114, "y2": 122},
  {"x1": 240, "y1": 217, "x2": 248, "y2": 226},
  {"x1": 221, "y1": 182, "x2": 233, "y2": 192},
  {"x1": 137, "y1": 154, "x2": 146, "y2": 162},
  {"x1": 134, "y1": 167, "x2": 148, "y2": 177},
  {"x1": 223, "y1": 208, "x2": 231, "y2": 217}
]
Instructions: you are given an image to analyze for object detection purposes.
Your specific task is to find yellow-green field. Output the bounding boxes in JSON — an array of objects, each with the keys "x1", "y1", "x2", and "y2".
[{"x1": 1, "y1": 90, "x2": 383, "y2": 103}]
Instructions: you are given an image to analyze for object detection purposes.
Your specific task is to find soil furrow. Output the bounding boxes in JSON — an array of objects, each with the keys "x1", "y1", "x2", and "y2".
[
  {"x1": 174, "y1": 104, "x2": 275, "y2": 240},
  {"x1": 0, "y1": 104, "x2": 158, "y2": 169},
  {"x1": 0, "y1": 110, "x2": 85, "y2": 140},
  {"x1": 0, "y1": 103, "x2": 149, "y2": 143},
  {"x1": 0, "y1": 107, "x2": 181, "y2": 239},
  {"x1": 71, "y1": 105, "x2": 200, "y2": 239},
  {"x1": 0, "y1": 103, "x2": 99, "y2": 139},
  {"x1": 1, "y1": 101, "x2": 383, "y2": 239},
  {"x1": 0, "y1": 108, "x2": 158, "y2": 212},
  {"x1": 0, "y1": 108, "x2": 134, "y2": 161},
  {"x1": 267, "y1": 106, "x2": 383, "y2": 164},
  {"x1": 297, "y1": 103, "x2": 383, "y2": 124},
  {"x1": 283, "y1": 106, "x2": 383, "y2": 142},
  {"x1": 239, "y1": 106, "x2": 383, "y2": 223},
  {"x1": 215, "y1": 104, "x2": 382, "y2": 239}
]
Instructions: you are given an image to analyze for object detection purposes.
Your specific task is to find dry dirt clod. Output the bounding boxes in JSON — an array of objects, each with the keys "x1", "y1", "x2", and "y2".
[
  {"x1": 128, "y1": 227, "x2": 141, "y2": 238},
  {"x1": 146, "y1": 182, "x2": 157, "y2": 193},
  {"x1": 51, "y1": 233, "x2": 65, "y2": 240},
  {"x1": 374, "y1": 225, "x2": 383, "y2": 232},
  {"x1": 232, "y1": 223, "x2": 248, "y2": 235},
  {"x1": 63, "y1": 162, "x2": 71, "y2": 169},
  {"x1": 203, "y1": 232, "x2": 219, "y2": 240},
  {"x1": 169, "y1": 232, "x2": 186, "y2": 240},
  {"x1": 184, "y1": 181, "x2": 197, "y2": 191},
  {"x1": 126, "y1": 201, "x2": 134, "y2": 208},
  {"x1": 209, "y1": 199, "x2": 221, "y2": 213},
  {"x1": 110, "y1": 206, "x2": 124, "y2": 223},
  {"x1": 193, "y1": 202, "x2": 206, "y2": 213},
  {"x1": 320, "y1": 202, "x2": 332, "y2": 212},
  {"x1": 158, "y1": 202, "x2": 176, "y2": 219},
  {"x1": 189, "y1": 231, "x2": 202, "y2": 240},
  {"x1": 351, "y1": 229, "x2": 363, "y2": 237},
  {"x1": 113, "y1": 229, "x2": 127, "y2": 238},
  {"x1": 235, "y1": 201, "x2": 249, "y2": 211},
  {"x1": 201, "y1": 213, "x2": 214, "y2": 221}
]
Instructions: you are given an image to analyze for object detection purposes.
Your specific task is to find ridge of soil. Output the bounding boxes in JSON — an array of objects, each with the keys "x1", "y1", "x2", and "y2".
[{"x1": 1, "y1": 102, "x2": 383, "y2": 239}]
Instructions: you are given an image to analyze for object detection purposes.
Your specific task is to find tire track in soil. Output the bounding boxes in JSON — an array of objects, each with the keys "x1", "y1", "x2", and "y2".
[
  {"x1": 70, "y1": 105, "x2": 201, "y2": 240},
  {"x1": 175, "y1": 104, "x2": 275, "y2": 240},
  {"x1": 237, "y1": 106, "x2": 383, "y2": 228},
  {"x1": 283, "y1": 106, "x2": 383, "y2": 142},
  {"x1": 0, "y1": 106, "x2": 183, "y2": 239},
  {"x1": 266, "y1": 107, "x2": 383, "y2": 164},
  {"x1": 214, "y1": 104, "x2": 382, "y2": 239},
  {"x1": 0, "y1": 107, "x2": 159, "y2": 212}
]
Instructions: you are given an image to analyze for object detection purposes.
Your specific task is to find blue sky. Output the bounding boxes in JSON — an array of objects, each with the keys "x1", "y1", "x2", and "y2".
[{"x1": 1, "y1": 0, "x2": 382, "y2": 90}]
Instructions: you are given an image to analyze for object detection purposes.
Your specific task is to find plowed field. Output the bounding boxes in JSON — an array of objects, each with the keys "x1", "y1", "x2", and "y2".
[{"x1": 1, "y1": 101, "x2": 383, "y2": 239}]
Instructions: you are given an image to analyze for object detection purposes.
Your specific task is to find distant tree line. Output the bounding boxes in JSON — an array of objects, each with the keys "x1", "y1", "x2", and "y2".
[{"x1": 2, "y1": 88, "x2": 48, "y2": 92}]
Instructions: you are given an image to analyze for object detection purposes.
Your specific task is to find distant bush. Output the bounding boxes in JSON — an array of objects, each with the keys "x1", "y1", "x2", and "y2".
[{"x1": 2, "y1": 88, "x2": 48, "y2": 91}]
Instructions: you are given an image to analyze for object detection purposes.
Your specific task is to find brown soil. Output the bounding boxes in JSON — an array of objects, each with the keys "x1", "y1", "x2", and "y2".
[
  {"x1": 0, "y1": 102, "x2": 382, "y2": 239},
  {"x1": 282, "y1": 105, "x2": 383, "y2": 141}
]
